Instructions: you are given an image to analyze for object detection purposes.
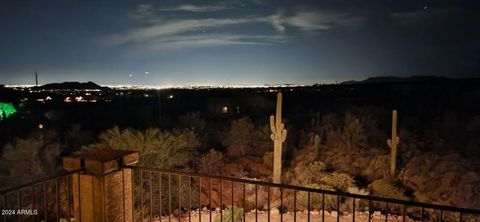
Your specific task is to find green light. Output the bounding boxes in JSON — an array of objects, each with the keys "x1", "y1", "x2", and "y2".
[{"x1": 0, "y1": 102, "x2": 17, "y2": 119}]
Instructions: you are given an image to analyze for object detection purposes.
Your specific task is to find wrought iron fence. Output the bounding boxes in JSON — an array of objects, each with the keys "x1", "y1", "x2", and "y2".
[
  {"x1": 0, "y1": 170, "x2": 82, "y2": 222},
  {"x1": 127, "y1": 166, "x2": 480, "y2": 222},
  {"x1": 1, "y1": 166, "x2": 480, "y2": 222}
]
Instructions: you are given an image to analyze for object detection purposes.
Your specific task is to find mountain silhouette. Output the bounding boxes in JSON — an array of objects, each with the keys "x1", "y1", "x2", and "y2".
[
  {"x1": 341, "y1": 76, "x2": 448, "y2": 85},
  {"x1": 36, "y1": 81, "x2": 105, "y2": 90}
]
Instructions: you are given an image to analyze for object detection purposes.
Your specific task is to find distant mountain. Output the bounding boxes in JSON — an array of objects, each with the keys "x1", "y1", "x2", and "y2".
[
  {"x1": 36, "y1": 81, "x2": 105, "y2": 90},
  {"x1": 341, "y1": 76, "x2": 448, "y2": 85}
]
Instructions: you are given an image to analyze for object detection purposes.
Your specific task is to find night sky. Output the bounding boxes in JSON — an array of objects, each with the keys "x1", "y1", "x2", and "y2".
[{"x1": 1, "y1": 0, "x2": 479, "y2": 86}]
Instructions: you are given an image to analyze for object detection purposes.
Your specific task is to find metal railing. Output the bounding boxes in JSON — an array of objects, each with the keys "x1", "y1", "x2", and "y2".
[
  {"x1": 2, "y1": 166, "x2": 480, "y2": 222},
  {"x1": 128, "y1": 166, "x2": 480, "y2": 222},
  {"x1": 0, "y1": 170, "x2": 82, "y2": 222}
]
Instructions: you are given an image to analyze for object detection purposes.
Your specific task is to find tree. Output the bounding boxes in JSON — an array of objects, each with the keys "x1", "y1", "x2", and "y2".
[
  {"x1": 0, "y1": 130, "x2": 61, "y2": 189},
  {"x1": 222, "y1": 117, "x2": 271, "y2": 157},
  {"x1": 85, "y1": 126, "x2": 200, "y2": 170},
  {"x1": 197, "y1": 149, "x2": 224, "y2": 175},
  {"x1": 222, "y1": 117, "x2": 255, "y2": 157}
]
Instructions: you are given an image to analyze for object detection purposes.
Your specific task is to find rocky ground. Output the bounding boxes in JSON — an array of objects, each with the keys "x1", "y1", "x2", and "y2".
[{"x1": 152, "y1": 208, "x2": 416, "y2": 222}]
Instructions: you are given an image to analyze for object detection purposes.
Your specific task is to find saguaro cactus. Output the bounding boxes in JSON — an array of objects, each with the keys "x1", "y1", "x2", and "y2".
[
  {"x1": 270, "y1": 92, "x2": 287, "y2": 184},
  {"x1": 387, "y1": 110, "x2": 400, "y2": 178}
]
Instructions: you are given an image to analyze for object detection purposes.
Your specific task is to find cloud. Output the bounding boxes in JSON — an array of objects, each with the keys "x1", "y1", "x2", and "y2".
[
  {"x1": 102, "y1": 17, "x2": 263, "y2": 45},
  {"x1": 261, "y1": 10, "x2": 363, "y2": 34},
  {"x1": 286, "y1": 11, "x2": 336, "y2": 31},
  {"x1": 157, "y1": 4, "x2": 232, "y2": 12},
  {"x1": 100, "y1": 4, "x2": 363, "y2": 51},
  {"x1": 268, "y1": 12, "x2": 286, "y2": 32},
  {"x1": 129, "y1": 3, "x2": 232, "y2": 20},
  {"x1": 249, "y1": 0, "x2": 271, "y2": 6},
  {"x1": 148, "y1": 34, "x2": 286, "y2": 50},
  {"x1": 129, "y1": 4, "x2": 155, "y2": 20},
  {"x1": 269, "y1": 10, "x2": 363, "y2": 33}
]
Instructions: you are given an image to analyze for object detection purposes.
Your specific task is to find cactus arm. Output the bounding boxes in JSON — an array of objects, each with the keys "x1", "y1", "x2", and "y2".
[
  {"x1": 279, "y1": 123, "x2": 284, "y2": 131},
  {"x1": 388, "y1": 138, "x2": 399, "y2": 147},
  {"x1": 281, "y1": 129, "x2": 287, "y2": 142},
  {"x1": 270, "y1": 115, "x2": 276, "y2": 133},
  {"x1": 387, "y1": 137, "x2": 400, "y2": 148}
]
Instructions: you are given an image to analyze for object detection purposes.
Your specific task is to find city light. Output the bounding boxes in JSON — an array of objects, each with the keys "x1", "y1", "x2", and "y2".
[{"x1": 75, "y1": 96, "x2": 85, "y2": 102}]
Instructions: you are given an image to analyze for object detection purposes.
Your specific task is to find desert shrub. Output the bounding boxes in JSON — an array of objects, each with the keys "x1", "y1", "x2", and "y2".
[
  {"x1": 368, "y1": 179, "x2": 408, "y2": 200},
  {"x1": 222, "y1": 117, "x2": 255, "y2": 157},
  {"x1": 365, "y1": 154, "x2": 390, "y2": 180},
  {"x1": 398, "y1": 152, "x2": 480, "y2": 209},
  {"x1": 297, "y1": 183, "x2": 338, "y2": 210},
  {"x1": 347, "y1": 186, "x2": 369, "y2": 195},
  {"x1": 322, "y1": 112, "x2": 367, "y2": 150},
  {"x1": 222, "y1": 117, "x2": 271, "y2": 157},
  {"x1": 0, "y1": 129, "x2": 62, "y2": 189},
  {"x1": 85, "y1": 126, "x2": 200, "y2": 170},
  {"x1": 251, "y1": 123, "x2": 272, "y2": 156},
  {"x1": 302, "y1": 161, "x2": 328, "y2": 181},
  {"x1": 87, "y1": 127, "x2": 201, "y2": 216},
  {"x1": 413, "y1": 175, "x2": 456, "y2": 205},
  {"x1": 368, "y1": 179, "x2": 409, "y2": 213},
  {"x1": 197, "y1": 149, "x2": 225, "y2": 175},
  {"x1": 214, "y1": 206, "x2": 244, "y2": 222},
  {"x1": 319, "y1": 172, "x2": 355, "y2": 191},
  {"x1": 302, "y1": 161, "x2": 354, "y2": 190},
  {"x1": 294, "y1": 161, "x2": 359, "y2": 209},
  {"x1": 341, "y1": 113, "x2": 366, "y2": 149},
  {"x1": 298, "y1": 161, "x2": 356, "y2": 191}
]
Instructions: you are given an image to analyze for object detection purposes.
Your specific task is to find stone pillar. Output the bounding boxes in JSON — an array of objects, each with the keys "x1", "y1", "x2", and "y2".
[{"x1": 63, "y1": 149, "x2": 139, "y2": 222}]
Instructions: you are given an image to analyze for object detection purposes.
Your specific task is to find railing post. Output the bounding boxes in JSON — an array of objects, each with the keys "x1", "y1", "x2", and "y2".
[{"x1": 63, "y1": 149, "x2": 139, "y2": 222}]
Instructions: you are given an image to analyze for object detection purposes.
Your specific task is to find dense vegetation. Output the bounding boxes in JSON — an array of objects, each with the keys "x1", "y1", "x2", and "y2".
[{"x1": 1, "y1": 80, "x2": 480, "y2": 210}]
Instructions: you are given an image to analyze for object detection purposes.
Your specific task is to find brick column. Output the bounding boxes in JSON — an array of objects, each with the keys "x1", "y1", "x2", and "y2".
[{"x1": 63, "y1": 149, "x2": 139, "y2": 222}]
